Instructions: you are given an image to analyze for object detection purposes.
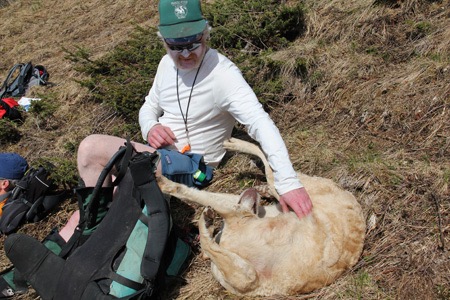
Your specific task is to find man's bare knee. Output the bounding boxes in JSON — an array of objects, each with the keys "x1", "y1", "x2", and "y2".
[
  {"x1": 77, "y1": 135, "x2": 100, "y2": 168},
  {"x1": 77, "y1": 135, "x2": 126, "y2": 186},
  {"x1": 78, "y1": 134, "x2": 122, "y2": 168}
]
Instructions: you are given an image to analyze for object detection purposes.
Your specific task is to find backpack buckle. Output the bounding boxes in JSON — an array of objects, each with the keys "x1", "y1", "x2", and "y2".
[{"x1": 143, "y1": 280, "x2": 155, "y2": 297}]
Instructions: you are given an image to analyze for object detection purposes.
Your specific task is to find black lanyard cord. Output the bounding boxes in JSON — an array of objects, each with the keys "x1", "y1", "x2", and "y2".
[{"x1": 176, "y1": 55, "x2": 206, "y2": 141}]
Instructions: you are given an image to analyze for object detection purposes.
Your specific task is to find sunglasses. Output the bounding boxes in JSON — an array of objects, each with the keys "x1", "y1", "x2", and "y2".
[
  {"x1": 165, "y1": 33, "x2": 203, "y2": 53},
  {"x1": 166, "y1": 42, "x2": 202, "y2": 52}
]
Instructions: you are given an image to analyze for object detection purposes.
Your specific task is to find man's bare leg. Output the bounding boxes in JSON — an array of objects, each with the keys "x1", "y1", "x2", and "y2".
[
  {"x1": 77, "y1": 134, "x2": 158, "y2": 187},
  {"x1": 59, "y1": 210, "x2": 80, "y2": 242},
  {"x1": 61, "y1": 134, "x2": 159, "y2": 236}
]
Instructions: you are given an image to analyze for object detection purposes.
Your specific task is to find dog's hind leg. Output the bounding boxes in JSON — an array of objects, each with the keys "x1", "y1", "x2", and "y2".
[
  {"x1": 199, "y1": 207, "x2": 259, "y2": 294},
  {"x1": 223, "y1": 138, "x2": 279, "y2": 200}
]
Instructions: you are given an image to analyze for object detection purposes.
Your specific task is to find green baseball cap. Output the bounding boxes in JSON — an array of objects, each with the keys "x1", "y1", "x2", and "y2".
[{"x1": 158, "y1": 0, "x2": 207, "y2": 39}]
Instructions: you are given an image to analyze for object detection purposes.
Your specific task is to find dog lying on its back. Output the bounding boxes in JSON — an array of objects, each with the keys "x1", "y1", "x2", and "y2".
[{"x1": 157, "y1": 138, "x2": 366, "y2": 296}]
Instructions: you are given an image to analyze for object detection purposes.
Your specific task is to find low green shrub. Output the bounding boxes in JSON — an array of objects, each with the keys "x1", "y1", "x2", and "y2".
[
  {"x1": 66, "y1": 26, "x2": 165, "y2": 134},
  {"x1": 0, "y1": 118, "x2": 22, "y2": 145}
]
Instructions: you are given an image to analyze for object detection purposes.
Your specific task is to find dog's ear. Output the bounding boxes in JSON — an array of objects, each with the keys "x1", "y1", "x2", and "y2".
[{"x1": 238, "y1": 188, "x2": 260, "y2": 214}]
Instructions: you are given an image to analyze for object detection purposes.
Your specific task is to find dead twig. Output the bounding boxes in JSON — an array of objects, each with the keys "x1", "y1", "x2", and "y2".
[{"x1": 431, "y1": 193, "x2": 446, "y2": 250}]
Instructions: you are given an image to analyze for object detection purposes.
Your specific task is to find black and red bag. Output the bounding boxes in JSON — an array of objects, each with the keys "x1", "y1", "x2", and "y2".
[
  {"x1": 0, "y1": 62, "x2": 49, "y2": 120},
  {"x1": 0, "y1": 97, "x2": 21, "y2": 120}
]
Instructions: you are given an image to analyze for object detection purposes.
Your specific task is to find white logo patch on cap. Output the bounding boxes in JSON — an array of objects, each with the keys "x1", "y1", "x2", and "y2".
[{"x1": 171, "y1": 1, "x2": 188, "y2": 19}]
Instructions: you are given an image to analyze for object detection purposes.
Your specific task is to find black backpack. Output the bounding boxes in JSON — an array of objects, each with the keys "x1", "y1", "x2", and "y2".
[
  {"x1": 0, "y1": 62, "x2": 50, "y2": 121},
  {"x1": 5, "y1": 141, "x2": 191, "y2": 299},
  {"x1": 0, "y1": 165, "x2": 68, "y2": 235},
  {"x1": 0, "y1": 62, "x2": 49, "y2": 99}
]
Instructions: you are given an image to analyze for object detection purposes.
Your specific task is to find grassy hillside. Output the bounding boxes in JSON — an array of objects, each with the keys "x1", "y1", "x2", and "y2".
[{"x1": 0, "y1": 0, "x2": 449, "y2": 299}]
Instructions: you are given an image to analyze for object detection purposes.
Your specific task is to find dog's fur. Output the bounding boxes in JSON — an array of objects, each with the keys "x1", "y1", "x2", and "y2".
[{"x1": 157, "y1": 138, "x2": 366, "y2": 296}]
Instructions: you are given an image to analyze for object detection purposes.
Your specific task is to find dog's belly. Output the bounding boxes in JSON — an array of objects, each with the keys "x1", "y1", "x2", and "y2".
[
  {"x1": 215, "y1": 214, "x2": 320, "y2": 286},
  {"x1": 211, "y1": 197, "x2": 365, "y2": 296}
]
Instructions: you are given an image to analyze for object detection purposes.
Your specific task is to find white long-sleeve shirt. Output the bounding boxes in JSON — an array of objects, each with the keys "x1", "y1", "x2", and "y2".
[{"x1": 139, "y1": 49, "x2": 302, "y2": 195}]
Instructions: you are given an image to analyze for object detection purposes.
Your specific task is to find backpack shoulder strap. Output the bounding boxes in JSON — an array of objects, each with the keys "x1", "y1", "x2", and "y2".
[
  {"x1": 14, "y1": 62, "x2": 33, "y2": 96},
  {"x1": 58, "y1": 140, "x2": 133, "y2": 258},
  {"x1": 85, "y1": 140, "x2": 132, "y2": 229},
  {"x1": 0, "y1": 64, "x2": 22, "y2": 93},
  {"x1": 2, "y1": 63, "x2": 33, "y2": 97},
  {"x1": 129, "y1": 151, "x2": 170, "y2": 289}
]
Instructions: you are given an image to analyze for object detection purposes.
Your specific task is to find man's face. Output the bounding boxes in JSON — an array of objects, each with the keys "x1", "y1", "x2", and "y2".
[{"x1": 164, "y1": 33, "x2": 207, "y2": 70}]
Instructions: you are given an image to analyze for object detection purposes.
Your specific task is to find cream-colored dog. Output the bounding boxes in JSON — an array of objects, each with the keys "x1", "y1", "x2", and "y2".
[{"x1": 157, "y1": 138, "x2": 365, "y2": 296}]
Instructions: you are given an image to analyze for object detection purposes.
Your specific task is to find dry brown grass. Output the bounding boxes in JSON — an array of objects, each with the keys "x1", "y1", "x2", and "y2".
[{"x1": 1, "y1": 0, "x2": 449, "y2": 299}]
